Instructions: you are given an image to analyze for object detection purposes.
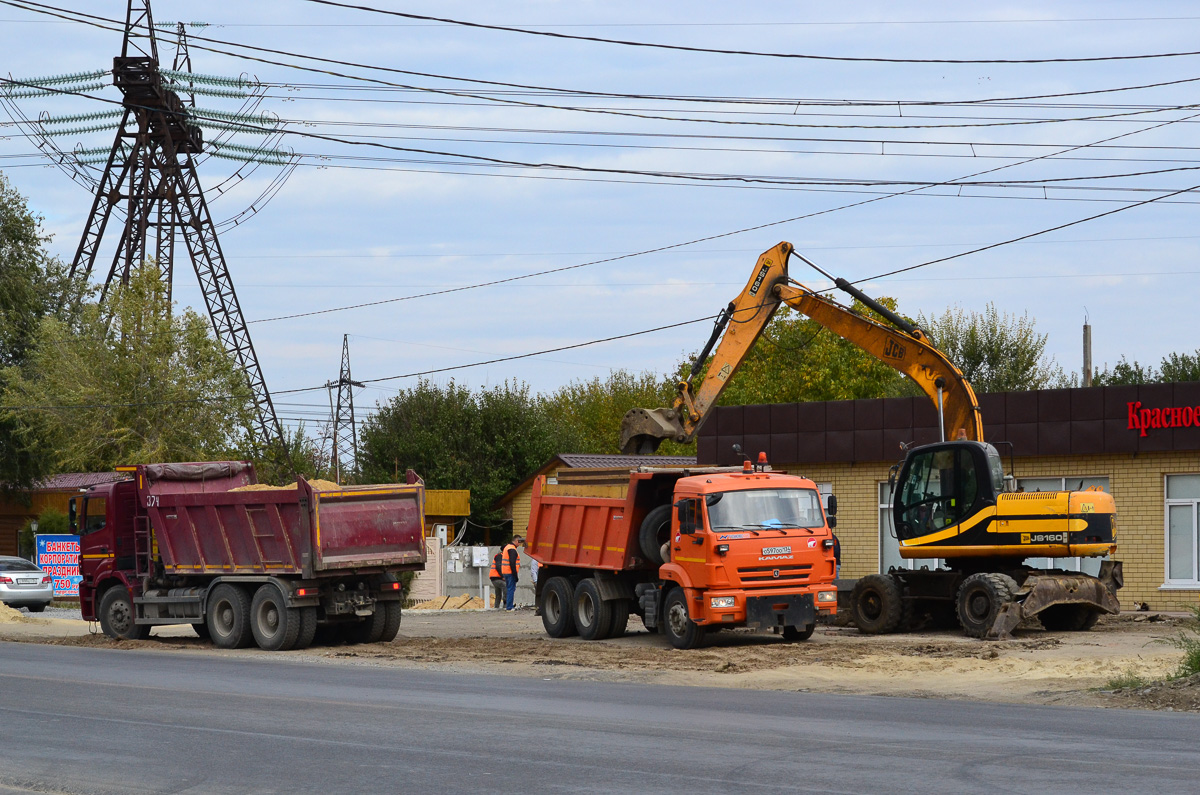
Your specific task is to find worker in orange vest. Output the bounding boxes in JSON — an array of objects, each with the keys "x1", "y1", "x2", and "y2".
[
  {"x1": 488, "y1": 551, "x2": 504, "y2": 609},
  {"x1": 501, "y1": 536, "x2": 522, "y2": 611}
]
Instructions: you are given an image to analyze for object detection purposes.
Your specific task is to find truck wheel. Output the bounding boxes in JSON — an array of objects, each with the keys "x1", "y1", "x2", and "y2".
[
  {"x1": 638, "y1": 504, "x2": 673, "y2": 566},
  {"x1": 378, "y1": 602, "x2": 403, "y2": 643},
  {"x1": 574, "y1": 579, "x2": 614, "y2": 641},
  {"x1": 850, "y1": 574, "x2": 904, "y2": 634},
  {"x1": 98, "y1": 585, "x2": 150, "y2": 641},
  {"x1": 251, "y1": 583, "x2": 301, "y2": 651},
  {"x1": 349, "y1": 607, "x2": 387, "y2": 644},
  {"x1": 1039, "y1": 604, "x2": 1100, "y2": 632},
  {"x1": 606, "y1": 599, "x2": 631, "y2": 639},
  {"x1": 662, "y1": 587, "x2": 706, "y2": 650},
  {"x1": 782, "y1": 623, "x2": 815, "y2": 642},
  {"x1": 956, "y1": 573, "x2": 1018, "y2": 639},
  {"x1": 294, "y1": 607, "x2": 318, "y2": 649},
  {"x1": 541, "y1": 577, "x2": 577, "y2": 638},
  {"x1": 207, "y1": 584, "x2": 253, "y2": 649}
]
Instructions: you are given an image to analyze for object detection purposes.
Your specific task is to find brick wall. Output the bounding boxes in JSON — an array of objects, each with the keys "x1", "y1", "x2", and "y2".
[{"x1": 778, "y1": 450, "x2": 1200, "y2": 611}]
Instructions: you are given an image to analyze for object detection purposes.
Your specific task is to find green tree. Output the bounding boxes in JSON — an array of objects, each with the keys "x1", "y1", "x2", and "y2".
[
  {"x1": 543, "y1": 369, "x2": 680, "y2": 454},
  {"x1": 1158, "y1": 350, "x2": 1200, "y2": 383},
  {"x1": 683, "y1": 300, "x2": 919, "y2": 407},
  {"x1": 1093, "y1": 356, "x2": 1157, "y2": 386},
  {"x1": 358, "y1": 379, "x2": 578, "y2": 535},
  {"x1": 0, "y1": 172, "x2": 82, "y2": 489},
  {"x1": 2, "y1": 267, "x2": 255, "y2": 472},
  {"x1": 18, "y1": 508, "x2": 68, "y2": 560},
  {"x1": 919, "y1": 303, "x2": 1066, "y2": 392}
]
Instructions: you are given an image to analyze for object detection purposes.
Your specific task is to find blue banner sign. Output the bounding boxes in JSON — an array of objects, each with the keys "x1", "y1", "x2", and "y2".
[{"x1": 35, "y1": 534, "x2": 81, "y2": 598}]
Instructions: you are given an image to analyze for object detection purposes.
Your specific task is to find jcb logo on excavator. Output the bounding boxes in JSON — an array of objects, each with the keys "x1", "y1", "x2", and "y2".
[
  {"x1": 749, "y1": 262, "x2": 771, "y2": 296},
  {"x1": 883, "y1": 339, "x2": 906, "y2": 360}
]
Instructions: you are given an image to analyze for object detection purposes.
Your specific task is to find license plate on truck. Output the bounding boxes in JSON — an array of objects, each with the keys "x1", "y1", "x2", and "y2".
[{"x1": 762, "y1": 546, "x2": 792, "y2": 555}]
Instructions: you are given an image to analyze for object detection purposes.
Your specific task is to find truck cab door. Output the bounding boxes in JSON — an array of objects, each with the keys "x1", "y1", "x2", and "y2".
[
  {"x1": 78, "y1": 493, "x2": 113, "y2": 582},
  {"x1": 669, "y1": 497, "x2": 709, "y2": 587}
]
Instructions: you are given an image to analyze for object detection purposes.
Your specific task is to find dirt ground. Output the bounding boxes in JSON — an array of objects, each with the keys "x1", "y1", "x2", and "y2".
[{"x1": 2, "y1": 606, "x2": 1197, "y2": 712}]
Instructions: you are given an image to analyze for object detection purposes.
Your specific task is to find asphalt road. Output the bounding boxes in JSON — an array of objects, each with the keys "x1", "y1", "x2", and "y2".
[{"x1": 0, "y1": 642, "x2": 1198, "y2": 794}]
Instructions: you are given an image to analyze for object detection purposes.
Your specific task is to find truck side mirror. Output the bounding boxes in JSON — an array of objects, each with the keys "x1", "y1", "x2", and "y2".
[
  {"x1": 826, "y1": 494, "x2": 837, "y2": 516},
  {"x1": 675, "y1": 498, "x2": 700, "y2": 535},
  {"x1": 827, "y1": 516, "x2": 837, "y2": 529},
  {"x1": 68, "y1": 498, "x2": 78, "y2": 535}
]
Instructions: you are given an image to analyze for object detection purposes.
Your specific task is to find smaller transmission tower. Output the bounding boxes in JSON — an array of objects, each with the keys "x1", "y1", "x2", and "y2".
[{"x1": 326, "y1": 335, "x2": 364, "y2": 483}]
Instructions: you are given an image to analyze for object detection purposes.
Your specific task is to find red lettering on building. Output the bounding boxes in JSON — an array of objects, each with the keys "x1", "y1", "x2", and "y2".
[{"x1": 1127, "y1": 400, "x2": 1200, "y2": 437}]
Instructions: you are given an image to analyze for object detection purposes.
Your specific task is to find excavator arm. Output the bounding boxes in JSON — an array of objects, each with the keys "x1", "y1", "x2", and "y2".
[{"x1": 619, "y1": 242, "x2": 984, "y2": 454}]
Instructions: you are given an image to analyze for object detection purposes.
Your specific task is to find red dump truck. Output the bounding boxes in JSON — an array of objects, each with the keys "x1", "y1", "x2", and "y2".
[
  {"x1": 527, "y1": 457, "x2": 838, "y2": 649},
  {"x1": 73, "y1": 462, "x2": 426, "y2": 651}
]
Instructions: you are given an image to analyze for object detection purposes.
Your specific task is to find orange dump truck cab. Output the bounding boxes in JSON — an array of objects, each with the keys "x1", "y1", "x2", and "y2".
[{"x1": 527, "y1": 460, "x2": 838, "y2": 649}]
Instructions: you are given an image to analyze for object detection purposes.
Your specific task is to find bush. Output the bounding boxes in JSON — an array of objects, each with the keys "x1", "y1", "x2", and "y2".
[
  {"x1": 1164, "y1": 606, "x2": 1200, "y2": 680},
  {"x1": 1104, "y1": 668, "x2": 1149, "y2": 690}
]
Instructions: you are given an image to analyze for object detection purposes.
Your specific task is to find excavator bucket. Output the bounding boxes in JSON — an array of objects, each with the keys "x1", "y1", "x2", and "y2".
[
  {"x1": 987, "y1": 561, "x2": 1123, "y2": 640},
  {"x1": 619, "y1": 407, "x2": 685, "y2": 455}
]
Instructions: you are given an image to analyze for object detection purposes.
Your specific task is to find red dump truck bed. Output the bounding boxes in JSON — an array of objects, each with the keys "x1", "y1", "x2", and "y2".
[{"x1": 134, "y1": 462, "x2": 425, "y2": 577}]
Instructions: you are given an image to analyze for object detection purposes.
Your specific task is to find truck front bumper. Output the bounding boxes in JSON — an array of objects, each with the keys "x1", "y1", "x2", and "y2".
[{"x1": 697, "y1": 586, "x2": 836, "y2": 626}]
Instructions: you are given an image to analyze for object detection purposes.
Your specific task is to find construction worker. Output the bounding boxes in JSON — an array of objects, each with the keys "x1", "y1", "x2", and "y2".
[
  {"x1": 488, "y1": 551, "x2": 504, "y2": 609},
  {"x1": 501, "y1": 536, "x2": 522, "y2": 611}
]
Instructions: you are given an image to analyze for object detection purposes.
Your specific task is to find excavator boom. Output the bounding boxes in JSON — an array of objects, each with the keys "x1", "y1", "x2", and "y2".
[{"x1": 619, "y1": 242, "x2": 983, "y2": 454}]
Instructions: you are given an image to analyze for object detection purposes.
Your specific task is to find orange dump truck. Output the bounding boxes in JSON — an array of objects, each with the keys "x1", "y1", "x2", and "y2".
[{"x1": 527, "y1": 457, "x2": 838, "y2": 649}]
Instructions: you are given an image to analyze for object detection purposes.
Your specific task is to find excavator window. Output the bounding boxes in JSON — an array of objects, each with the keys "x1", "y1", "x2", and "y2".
[{"x1": 895, "y1": 445, "x2": 983, "y2": 540}]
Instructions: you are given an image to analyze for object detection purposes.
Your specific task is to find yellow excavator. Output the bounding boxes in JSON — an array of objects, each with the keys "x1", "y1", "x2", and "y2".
[{"x1": 619, "y1": 242, "x2": 1121, "y2": 639}]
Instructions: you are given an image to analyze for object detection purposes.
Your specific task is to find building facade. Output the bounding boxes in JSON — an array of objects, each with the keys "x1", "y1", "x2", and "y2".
[{"x1": 696, "y1": 383, "x2": 1200, "y2": 611}]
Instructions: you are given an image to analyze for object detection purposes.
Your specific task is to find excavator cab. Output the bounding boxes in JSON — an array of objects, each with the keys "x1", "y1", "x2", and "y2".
[{"x1": 893, "y1": 441, "x2": 1006, "y2": 542}]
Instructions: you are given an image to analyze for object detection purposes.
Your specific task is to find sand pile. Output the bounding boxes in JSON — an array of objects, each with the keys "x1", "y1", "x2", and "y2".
[
  {"x1": 411, "y1": 594, "x2": 487, "y2": 610},
  {"x1": 0, "y1": 603, "x2": 29, "y2": 624},
  {"x1": 230, "y1": 479, "x2": 344, "y2": 492}
]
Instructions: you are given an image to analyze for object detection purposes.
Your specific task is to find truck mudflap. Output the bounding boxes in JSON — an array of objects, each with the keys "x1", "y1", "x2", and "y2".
[
  {"x1": 988, "y1": 560, "x2": 1123, "y2": 640},
  {"x1": 744, "y1": 593, "x2": 816, "y2": 631}
]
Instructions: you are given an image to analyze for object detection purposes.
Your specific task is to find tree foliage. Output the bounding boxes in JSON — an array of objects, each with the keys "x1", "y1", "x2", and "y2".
[
  {"x1": 919, "y1": 303, "x2": 1066, "y2": 393},
  {"x1": 358, "y1": 379, "x2": 578, "y2": 533},
  {"x1": 2, "y1": 267, "x2": 255, "y2": 472},
  {"x1": 543, "y1": 369, "x2": 681, "y2": 454},
  {"x1": 1094, "y1": 349, "x2": 1200, "y2": 386}
]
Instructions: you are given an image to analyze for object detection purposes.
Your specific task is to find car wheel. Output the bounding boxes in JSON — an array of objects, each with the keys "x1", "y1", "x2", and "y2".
[{"x1": 26, "y1": 603, "x2": 47, "y2": 614}]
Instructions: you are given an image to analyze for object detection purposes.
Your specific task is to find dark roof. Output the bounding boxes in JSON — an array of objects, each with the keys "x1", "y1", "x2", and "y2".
[
  {"x1": 697, "y1": 382, "x2": 1200, "y2": 465},
  {"x1": 557, "y1": 453, "x2": 696, "y2": 469},
  {"x1": 34, "y1": 472, "x2": 129, "y2": 492},
  {"x1": 492, "y1": 453, "x2": 698, "y2": 509}
]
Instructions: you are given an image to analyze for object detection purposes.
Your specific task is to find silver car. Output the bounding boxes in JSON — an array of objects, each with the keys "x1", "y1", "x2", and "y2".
[{"x1": 0, "y1": 556, "x2": 54, "y2": 612}]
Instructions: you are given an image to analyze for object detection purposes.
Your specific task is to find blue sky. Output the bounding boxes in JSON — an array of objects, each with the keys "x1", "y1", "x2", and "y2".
[{"x1": 3, "y1": 1, "x2": 1199, "y2": 434}]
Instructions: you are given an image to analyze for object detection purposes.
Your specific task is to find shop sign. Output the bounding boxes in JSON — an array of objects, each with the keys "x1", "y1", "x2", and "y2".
[
  {"x1": 1127, "y1": 401, "x2": 1200, "y2": 437},
  {"x1": 35, "y1": 534, "x2": 81, "y2": 597}
]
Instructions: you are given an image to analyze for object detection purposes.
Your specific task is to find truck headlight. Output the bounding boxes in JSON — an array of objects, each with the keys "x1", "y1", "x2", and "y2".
[
  {"x1": 710, "y1": 596, "x2": 736, "y2": 608},
  {"x1": 816, "y1": 590, "x2": 837, "y2": 603}
]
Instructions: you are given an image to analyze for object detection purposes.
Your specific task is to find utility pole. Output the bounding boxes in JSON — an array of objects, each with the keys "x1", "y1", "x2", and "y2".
[
  {"x1": 326, "y1": 335, "x2": 364, "y2": 484},
  {"x1": 1083, "y1": 312, "x2": 1093, "y2": 388},
  {"x1": 65, "y1": 0, "x2": 284, "y2": 454}
]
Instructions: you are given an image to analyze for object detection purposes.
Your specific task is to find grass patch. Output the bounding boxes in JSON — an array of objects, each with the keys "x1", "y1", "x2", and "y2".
[
  {"x1": 1105, "y1": 669, "x2": 1151, "y2": 690},
  {"x1": 1163, "y1": 605, "x2": 1200, "y2": 681}
]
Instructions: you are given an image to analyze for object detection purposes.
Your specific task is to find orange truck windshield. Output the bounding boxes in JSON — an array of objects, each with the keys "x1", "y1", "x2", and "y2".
[{"x1": 708, "y1": 488, "x2": 825, "y2": 530}]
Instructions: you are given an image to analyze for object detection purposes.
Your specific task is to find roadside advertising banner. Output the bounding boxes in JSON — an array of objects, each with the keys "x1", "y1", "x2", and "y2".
[{"x1": 35, "y1": 534, "x2": 81, "y2": 597}]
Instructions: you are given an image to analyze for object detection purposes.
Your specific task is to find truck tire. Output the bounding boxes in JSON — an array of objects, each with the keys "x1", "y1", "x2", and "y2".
[
  {"x1": 294, "y1": 607, "x2": 318, "y2": 649},
  {"x1": 349, "y1": 607, "x2": 387, "y2": 644},
  {"x1": 782, "y1": 623, "x2": 815, "y2": 642},
  {"x1": 850, "y1": 574, "x2": 905, "y2": 634},
  {"x1": 98, "y1": 585, "x2": 150, "y2": 641},
  {"x1": 638, "y1": 504, "x2": 673, "y2": 566},
  {"x1": 662, "y1": 587, "x2": 706, "y2": 650},
  {"x1": 1039, "y1": 604, "x2": 1101, "y2": 632},
  {"x1": 251, "y1": 583, "x2": 301, "y2": 651},
  {"x1": 606, "y1": 599, "x2": 630, "y2": 639},
  {"x1": 207, "y1": 583, "x2": 254, "y2": 649},
  {"x1": 956, "y1": 573, "x2": 1018, "y2": 639},
  {"x1": 541, "y1": 576, "x2": 577, "y2": 638},
  {"x1": 574, "y1": 578, "x2": 614, "y2": 641},
  {"x1": 378, "y1": 602, "x2": 403, "y2": 643}
]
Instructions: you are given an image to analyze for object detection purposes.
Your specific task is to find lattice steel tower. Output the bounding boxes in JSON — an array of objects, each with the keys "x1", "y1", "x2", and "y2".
[
  {"x1": 66, "y1": 1, "x2": 283, "y2": 452},
  {"x1": 326, "y1": 335, "x2": 363, "y2": 484}
]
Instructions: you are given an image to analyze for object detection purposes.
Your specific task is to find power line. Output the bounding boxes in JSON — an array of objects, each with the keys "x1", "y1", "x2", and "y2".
[{"x1": 302, "y1": 0, "x2": 1200, "y2": 65}]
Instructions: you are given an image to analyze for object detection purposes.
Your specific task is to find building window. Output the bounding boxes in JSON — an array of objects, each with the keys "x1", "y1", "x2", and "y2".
[
  {"x1": 1017, "y1": 476, "x2": 1110, "y2": 576},
  {"x1": 1165, "y1": 474, "x2": 1200, "y2": 586},
  {"x1": 879, "y1": 482, "x2": 941, "y2": 573}
]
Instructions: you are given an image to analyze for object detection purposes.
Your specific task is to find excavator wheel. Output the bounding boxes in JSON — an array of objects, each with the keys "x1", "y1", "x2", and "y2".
[
  {"x1": 1038, "y1": 604, "x2": 1101, "y2": 632},
  {"x1": 638, "y1": 504, "x2": 673, "y2": 566},
  {"x1": 850, "y1": 574, "x2": 905, "y2": 634},
  {"x1": 956, "y1": 573, "x2": 1019, "y2": 639}
]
